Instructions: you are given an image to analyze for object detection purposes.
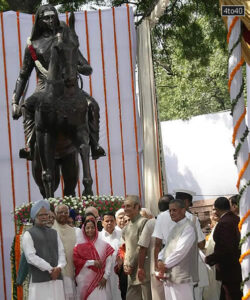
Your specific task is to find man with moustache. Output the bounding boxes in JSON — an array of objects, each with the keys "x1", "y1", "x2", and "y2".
[
  {"x1": 100, "y1": 211, "x2": 122, "y2": 300},
  {"x1": 157, "y1": 199, "x2": 197, "y2": 300}
]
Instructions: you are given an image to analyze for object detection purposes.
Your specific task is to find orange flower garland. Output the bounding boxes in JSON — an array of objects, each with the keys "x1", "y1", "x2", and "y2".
[
  {"x1": 228, "y1": 57, "x2": 245, "y2": 91},
  {"x1": 239, "y1": 209, "x2": 250, "y2": 232},
  {"x1": 227, "y1": 16, "x2": 239, "y2": 44},
  {"x1": 232, "y1": 108, "x2": 247, "y2": 147},
  {"x1": 236, "y1": 153, "x2": 250, "y2": 190},
  {"x1": 243, "y1": 290, "x2": 250, "y2": 300},
  {"x1": 239, "y1": 249, "x2": 250, "y2": 264},
  {"x1": 226, "y1": 11, "x2": 249, "y2": 300}
]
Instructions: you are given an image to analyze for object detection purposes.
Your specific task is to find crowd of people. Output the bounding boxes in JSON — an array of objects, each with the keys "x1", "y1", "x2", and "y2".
[{"x1": 18, "y1": 191, "x2": 242, "y2": 300}]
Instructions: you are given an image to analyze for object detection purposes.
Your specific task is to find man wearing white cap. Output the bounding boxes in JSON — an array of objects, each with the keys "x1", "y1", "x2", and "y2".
[{"x1": 22, "y1": 199, "x2": 66, "y2": 300}]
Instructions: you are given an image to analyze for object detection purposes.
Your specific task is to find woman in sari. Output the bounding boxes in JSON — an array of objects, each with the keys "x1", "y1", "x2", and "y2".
[{"x1": 73, "y1": 219, "x2": 114, "y2": 300}]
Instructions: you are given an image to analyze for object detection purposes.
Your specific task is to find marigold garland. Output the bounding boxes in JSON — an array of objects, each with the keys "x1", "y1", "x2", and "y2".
[
  {"x1": 228, "y1": 57, "x2": 245, "y2": 91},
  {"x1": 239, "y1": 249, "x2": 250, "y2": 263},
  {"x1": 227, "y1": 16, "x2": 239, "y2": 44},
  {"x1": 231, "y1": 79, "x2": 245, "y2": 116},
  {"x1": 242, "y1": 289, "x2": 250, "y2": 300},
  {"x1": 239, "y1": 209, "x2": 250, "y2": 232},
  {"x1": 236, "y1": 153, "x2": 250, "y2": 190},
  {"x1": 232, "y1": 108, "x2": 247, "y2": 147}
]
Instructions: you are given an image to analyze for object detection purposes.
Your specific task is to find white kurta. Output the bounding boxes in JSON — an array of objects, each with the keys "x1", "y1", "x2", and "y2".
[
  {"x1": 203, "y1": 226, "x2": 221, "y2": 300},
  {"x1": 100, "y1": 228, "x2": 122, "y2": 300},
  {"x1": 22, "y1": 230, "x2": 66, "y2": 300},
  {"x1": 153, "y1": 210, "x2": 209, "y2": 299},
  {"x1": 159, "y1": 218, "x2": 196, "y2": 300},
  {"x1": 53, "y1": 224, "x2": 81, "y2": 300}
]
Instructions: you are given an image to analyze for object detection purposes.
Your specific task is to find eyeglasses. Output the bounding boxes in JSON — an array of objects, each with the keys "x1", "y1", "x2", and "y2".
[{"x1": 37, "y1": 213, "x2": 49, "y2": 218}]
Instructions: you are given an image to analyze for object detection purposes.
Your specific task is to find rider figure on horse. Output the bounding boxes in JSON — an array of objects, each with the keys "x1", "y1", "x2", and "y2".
[{"x1": 12, "y1": 4, "x2": 106, "y2": 161}]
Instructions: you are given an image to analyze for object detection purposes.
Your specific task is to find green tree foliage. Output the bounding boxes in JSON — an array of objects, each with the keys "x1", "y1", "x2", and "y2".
[
  {"x1": 152, "y1": 0, "x2": 231, "y2": 120},
  {"x1": 3, "y1": 0, "x2": 106, "y2": 13},
  {"x1": 111, "y1": 0, "x2": 232, "y2": 120},
  {"x1": 0, "y1": 0, "x2": 10, "y2": 11}
]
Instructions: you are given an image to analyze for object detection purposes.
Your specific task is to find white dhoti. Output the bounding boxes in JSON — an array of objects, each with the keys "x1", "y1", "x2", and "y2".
[
  {"x1": 151, "y1": 274, "x2": 165, "y2": 300},
  {"x1": 28, "y1": 279, "x2": 65, "y2": 300},
  {"x1": 194, "y1": 254, "x2": 209, "y2": 300},
  {"x1": 106, "y1": 270, "x2": 122, "y2": 300},
  {"x1": 63, "y1": 276, "x2": 77, "y2": 300},
  {"x1": 164, "y1": 282, "x2": 194, "y2": 300}
]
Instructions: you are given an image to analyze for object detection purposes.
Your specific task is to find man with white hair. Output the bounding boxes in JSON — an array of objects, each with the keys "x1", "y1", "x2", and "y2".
[
  {"x1": 53, "y1": 204, "x2": 81, "y2": 300},
  {"x1": 22, "y1": 199, "x2": 66, "y2": 300},
  {"x1": 157, "y1": 199, "x2": 197, "y2": 300},
  {"x1": 115, "y1": 208, "x2": 125, "y2": 231},
  {"x1": 153, "y1": 190, "x2": 208, "y2": 300}
]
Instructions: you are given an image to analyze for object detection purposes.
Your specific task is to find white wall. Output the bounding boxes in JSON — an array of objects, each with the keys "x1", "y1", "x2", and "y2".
[{"x1": 161, "y1": 111, "x2": 239, "y2": 201}]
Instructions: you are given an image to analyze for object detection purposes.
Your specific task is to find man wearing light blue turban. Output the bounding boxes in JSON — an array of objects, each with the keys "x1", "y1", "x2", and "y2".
[
  {"x1": 30, "y1": 199, "x2": 50, "y2": 220},
  {"x1": 22, "y1": 199, "x2": 66, "y2": 300}
]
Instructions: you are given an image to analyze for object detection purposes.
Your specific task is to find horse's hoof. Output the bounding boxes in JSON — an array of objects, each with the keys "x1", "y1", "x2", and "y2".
[
  {"x1": 91, "y1": 146, "x2": 106, "y2": 160},
  {"x1": 19, "y1": 148, "x2": 33, "y2": 161}
]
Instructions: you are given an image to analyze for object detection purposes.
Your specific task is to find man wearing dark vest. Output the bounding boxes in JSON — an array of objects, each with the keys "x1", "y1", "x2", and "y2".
[{"x1": 22, "y1": 199, "x2": 66, "y2": 300}]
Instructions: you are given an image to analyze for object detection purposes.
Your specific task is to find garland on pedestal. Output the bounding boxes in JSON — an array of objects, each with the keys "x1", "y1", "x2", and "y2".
[
  {"x1": 14, "y1": 195, "x2": 124, "y2": 228},
  {"x1": 11, "y1": 195, "x2": 124, "y2": 300}
]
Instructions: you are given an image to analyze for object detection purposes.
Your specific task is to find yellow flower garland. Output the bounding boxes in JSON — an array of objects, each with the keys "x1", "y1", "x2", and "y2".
[
  {"x1": 242, "y1": 290, "x2": 250, "y2": 300},
  {"x1": 239, "y1": 209, "x2": 250, "y2": 232},
  {"x1": 240, "y1": 249, "x2": 250, "y2": 264}
]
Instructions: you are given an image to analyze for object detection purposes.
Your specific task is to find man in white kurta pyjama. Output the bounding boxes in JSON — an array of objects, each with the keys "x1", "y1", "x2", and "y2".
[
  {"x1": 22, "y1": 199, "x2": 66, "y2": 300},
  {"x1": 157, "y1": 199, "x2": 197, "y2": 300}
]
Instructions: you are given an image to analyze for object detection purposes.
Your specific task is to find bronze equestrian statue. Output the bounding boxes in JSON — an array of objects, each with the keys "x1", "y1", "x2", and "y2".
[{"x1": 12, "y1": 5, "x2": 104, "y2": 197}]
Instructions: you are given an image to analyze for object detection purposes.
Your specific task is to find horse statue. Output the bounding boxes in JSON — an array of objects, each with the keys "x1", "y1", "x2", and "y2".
[
  {"x1": 32, "y1": 136, "x2": 79, "y2": 198},
  {"x1": 33, "y1": 13, "x2": 93, "y2": 198}
]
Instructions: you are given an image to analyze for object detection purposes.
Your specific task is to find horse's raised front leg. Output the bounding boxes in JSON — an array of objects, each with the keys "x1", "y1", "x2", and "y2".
[{"x1": 36, "y1": 130, "x2": 56, "y2": 198}]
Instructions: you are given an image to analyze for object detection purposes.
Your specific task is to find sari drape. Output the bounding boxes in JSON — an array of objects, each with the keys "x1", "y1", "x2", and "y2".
[{"x1": 73, "y1": 224, "x2": 114, "y2": 300}]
